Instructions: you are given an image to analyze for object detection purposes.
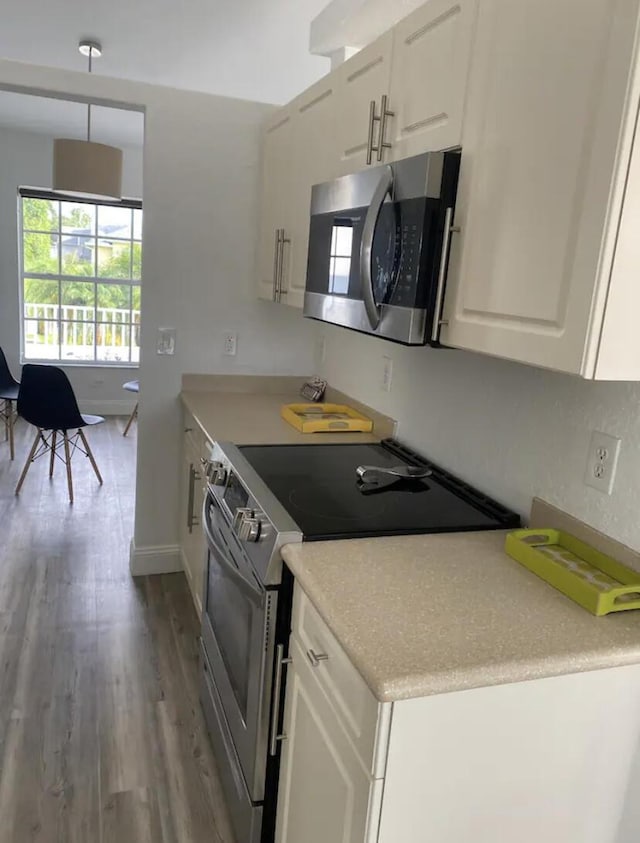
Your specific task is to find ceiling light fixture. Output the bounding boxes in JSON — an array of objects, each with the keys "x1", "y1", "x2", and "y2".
[{"x1": 52, "y1": 39, "x2": 123, "y2": 200}]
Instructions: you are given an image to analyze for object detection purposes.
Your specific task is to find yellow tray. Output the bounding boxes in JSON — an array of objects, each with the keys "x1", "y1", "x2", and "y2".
[
  {"x1": 505, "y1": 529, "x2": 640, "y2": 616},
  {"x1": 281, "y1": 403, "x2": 373, "y2": 434}
]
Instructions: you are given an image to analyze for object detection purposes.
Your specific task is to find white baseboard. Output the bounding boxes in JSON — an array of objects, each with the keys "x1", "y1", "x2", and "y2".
[
  {"x1": 80, "y1": 399, "x2": 136, "y2": 416},
  {"x1": 129, "y1": 540, "x2": 183, "y2": 576}
]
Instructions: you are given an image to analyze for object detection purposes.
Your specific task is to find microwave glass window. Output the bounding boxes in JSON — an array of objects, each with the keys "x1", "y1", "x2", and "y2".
[{"x1": 328, "y1": 221, "x2": 353, "y2": 295}]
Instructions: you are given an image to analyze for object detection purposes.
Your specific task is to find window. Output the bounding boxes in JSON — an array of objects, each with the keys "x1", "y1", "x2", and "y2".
[{"x1": 20, "y1": 189, "x2": 142, "y2": 365}]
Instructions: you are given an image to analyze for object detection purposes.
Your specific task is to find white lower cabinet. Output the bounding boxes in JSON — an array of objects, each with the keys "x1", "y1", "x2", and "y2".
[
  {"x1": 275, "y1": 637, "x2": 383, "y2": 843},
  {"x1": 276, "y1": 583, "x2": 640, "y2": 843}
]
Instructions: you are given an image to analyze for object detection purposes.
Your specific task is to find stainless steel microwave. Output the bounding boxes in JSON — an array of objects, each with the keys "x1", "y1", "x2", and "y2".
[{"x1": 303, "y1": 150, "x2": 460, "y2": 345}]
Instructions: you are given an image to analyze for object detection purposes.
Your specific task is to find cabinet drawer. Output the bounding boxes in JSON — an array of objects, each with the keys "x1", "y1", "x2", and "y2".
[{"x1": 292, "y1": 585, "x2": 388, "y2": 778}]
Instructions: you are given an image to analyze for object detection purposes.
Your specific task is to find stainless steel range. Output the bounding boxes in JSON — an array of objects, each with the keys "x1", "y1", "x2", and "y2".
[{"x1": 199, "y1": 439, "x2": 520, "y2": 843}]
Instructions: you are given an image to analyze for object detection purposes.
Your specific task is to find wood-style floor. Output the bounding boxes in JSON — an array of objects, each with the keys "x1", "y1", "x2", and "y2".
[{"x1": 0, "y1": 417, "x2": 235, "y2": 843}]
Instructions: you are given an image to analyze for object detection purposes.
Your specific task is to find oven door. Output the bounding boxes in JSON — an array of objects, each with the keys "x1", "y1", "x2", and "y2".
[{"x1": 201, "y1": 490, "x2": 277, "y2": 802}]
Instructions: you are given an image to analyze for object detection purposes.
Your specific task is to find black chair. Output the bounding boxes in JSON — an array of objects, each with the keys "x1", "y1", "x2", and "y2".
[
  {"x1": 0, "y1": 347, "x2": 20, "y2": 460},
  {"x1": 15, "y1": 364, "x2": 104, "y2": 503}
]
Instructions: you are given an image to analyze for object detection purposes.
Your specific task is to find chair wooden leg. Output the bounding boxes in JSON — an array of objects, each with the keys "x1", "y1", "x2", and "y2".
[
  {"x1": 78, "y1": 429, "x2": 103, "y2": 485},
  {"x1": 49, "y1": 430, "x2": 57, "y2": 477},
  {"x1": 63, "y1": 432, "x2": 74, "y2": 504},
  {"x1": 3, "y1": 400, "x2": 7, "y2": 442},
  {"x1": 15, "y1": 429, "x2": 42, "y2": 496},
  {"x1": 123, "y1": 402, "x2": 138, "y2": 437}
]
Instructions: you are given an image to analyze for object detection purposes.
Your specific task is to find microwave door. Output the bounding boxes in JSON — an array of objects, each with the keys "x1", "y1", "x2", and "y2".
[{"x1": 360, "y1": 166, "x2": 399, "y2": 331}]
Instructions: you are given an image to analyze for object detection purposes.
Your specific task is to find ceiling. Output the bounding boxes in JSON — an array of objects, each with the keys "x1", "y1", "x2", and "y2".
[{"x1": 0, "y1": 0, "x2": 331, "y2": 145}]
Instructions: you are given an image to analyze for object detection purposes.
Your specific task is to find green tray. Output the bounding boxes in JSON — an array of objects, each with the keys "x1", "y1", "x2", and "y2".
[{"x1": 505, "y1": 529, "x2": 640, "y2": 616}]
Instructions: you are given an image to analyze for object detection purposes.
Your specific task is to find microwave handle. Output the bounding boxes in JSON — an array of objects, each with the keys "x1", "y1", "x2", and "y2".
[
  {"x1": 360, "y1": 166, "x2": 394, "y2": 331},
  {"x1": 431, "y1": 207, "x2": 459, "y2": 344}
]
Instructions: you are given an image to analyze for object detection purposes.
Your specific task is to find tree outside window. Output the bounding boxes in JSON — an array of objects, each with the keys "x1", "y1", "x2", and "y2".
[{"x1": 21, "y1": 193, "x2": 142, "y2": 364}]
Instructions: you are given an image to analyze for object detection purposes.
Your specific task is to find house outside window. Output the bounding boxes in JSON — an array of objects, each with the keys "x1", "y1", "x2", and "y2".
[{"x1": 19, "y1": 189, "x2": 142, "y2": 365}]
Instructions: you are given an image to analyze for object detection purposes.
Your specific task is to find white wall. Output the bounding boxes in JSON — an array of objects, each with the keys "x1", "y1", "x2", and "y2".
[
  {"x1": 0, "y1": 59, "x2": 318, "y2": 572},
  {"x1": 0, "y1": 123, "x2": 143, "y2": 412},
  {"x1": 319, "y1": 325, "x2": 640, "y2": 550}
]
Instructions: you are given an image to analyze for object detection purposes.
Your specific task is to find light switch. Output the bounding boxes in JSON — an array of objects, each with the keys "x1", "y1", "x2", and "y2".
[{"x1": 157, "y1": 327, "x2": 176, "y2": 355}]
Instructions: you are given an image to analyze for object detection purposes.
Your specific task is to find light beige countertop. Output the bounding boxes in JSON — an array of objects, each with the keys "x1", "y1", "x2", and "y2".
[
  {"x1": 281, "y1": 529, "x2": 640, "y2": 703},
  {"x1": 180, "y1": 374, "x2": 395, "y2": 446}
]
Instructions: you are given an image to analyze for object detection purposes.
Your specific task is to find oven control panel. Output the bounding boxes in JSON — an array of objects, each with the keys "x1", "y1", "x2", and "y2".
[{"x1": 204, "y1": 440, "x2": 303, "y2": 585}]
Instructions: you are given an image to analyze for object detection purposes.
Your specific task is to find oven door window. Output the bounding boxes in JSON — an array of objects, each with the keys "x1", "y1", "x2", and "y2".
[{"x1": 205, "y1": 524, "x2": 262, "y2": 721}]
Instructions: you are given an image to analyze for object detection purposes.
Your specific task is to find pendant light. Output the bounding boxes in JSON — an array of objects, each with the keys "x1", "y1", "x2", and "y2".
[{"x1": 53, "y1": 40, "x2": 123, "y2": 200}]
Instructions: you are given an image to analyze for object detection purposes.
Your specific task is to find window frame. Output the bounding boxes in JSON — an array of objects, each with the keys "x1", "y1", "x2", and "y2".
[{"x1": 19, "y1": 187, "x2": 142, "y2": 368}]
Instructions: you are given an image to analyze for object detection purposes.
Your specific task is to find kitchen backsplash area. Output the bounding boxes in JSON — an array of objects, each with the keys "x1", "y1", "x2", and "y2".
[{"x1": 317, "y1": 323, "x2": 640, "y2": 550}]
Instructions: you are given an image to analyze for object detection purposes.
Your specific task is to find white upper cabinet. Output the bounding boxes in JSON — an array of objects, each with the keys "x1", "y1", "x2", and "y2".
[
  {"x1": 388, "y1": 0, "x2": 478, "y2": 159},
  {"x1": 440, "y1": 0, "x2": 640, "y2": 377},
  {"x1": 284, "y1": 77, "x2": 340, "y2": 309},
  {"x1": 256, "y1": 0, "x2": 640, "y2": 381},
  {"x1": 334, "y1": 31, "x2": 394, "y2": 174},
  {"x1": 595, "y1": 105, "x2": 640, "y2": 381},
  {"x1": 257, "y1": 108, "x2": 293, "y2": 304}
]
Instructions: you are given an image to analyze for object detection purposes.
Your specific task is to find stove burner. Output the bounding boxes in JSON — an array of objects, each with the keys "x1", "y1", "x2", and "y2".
[{"x1": 288, "y1": 484, "x2": 389, "y2": 522}]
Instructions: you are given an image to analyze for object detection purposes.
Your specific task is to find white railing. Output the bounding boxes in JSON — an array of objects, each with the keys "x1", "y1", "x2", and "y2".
[{"x1": 24, "y1": 302, "x2": 140, "y2": 363}]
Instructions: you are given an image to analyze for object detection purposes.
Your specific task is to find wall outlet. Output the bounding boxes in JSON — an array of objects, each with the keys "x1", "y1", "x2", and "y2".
[
  {"x1": 584, "y1": 431, "x2": 621, "y2": 495},
  {"x1": 381, "y1": 355, "x2": 393, "y2": 393},
  {"x1": 223, "y1": 332, "x2": 237, "y2": 356}
]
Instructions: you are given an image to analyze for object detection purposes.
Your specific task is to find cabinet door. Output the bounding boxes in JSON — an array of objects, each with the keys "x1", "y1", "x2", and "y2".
[
  {"x1": 283, "y1": 77, "x2": 341, "y2": 309},
  {"x1": 440, "y1": 0, "x2": 629, "y2": 375},
  {"x1": 258, "y1": 108, "x2": 294, "y2": 302},
  {"x1": 275, "y1": 639, "x2": 380, "y2": 843},
  {"x1": 388, "y1": 0, "x2": 478, "y2": 158},
  {"x1": 335, "y1": 31, "x2": 394, "y2": 175}
]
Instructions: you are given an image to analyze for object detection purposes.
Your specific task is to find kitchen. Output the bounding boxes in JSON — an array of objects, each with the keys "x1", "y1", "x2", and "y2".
[{"x1": 2, "y1": 0, "x2": 640, "y2": 841}]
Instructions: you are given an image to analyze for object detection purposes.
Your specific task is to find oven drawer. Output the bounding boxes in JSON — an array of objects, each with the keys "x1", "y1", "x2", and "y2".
[{"x1": 291, "y1": 584, "x2": 388, "y2": 778}]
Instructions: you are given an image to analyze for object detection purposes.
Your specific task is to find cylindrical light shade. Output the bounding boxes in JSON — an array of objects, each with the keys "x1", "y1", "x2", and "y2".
[{"x1": 53, "y1": 138, "x2": 123, "y2": 200}]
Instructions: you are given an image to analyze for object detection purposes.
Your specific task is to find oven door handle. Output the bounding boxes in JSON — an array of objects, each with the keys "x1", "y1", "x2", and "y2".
[
  {"x1": 203, "y1": 502, "x2": 263, "y2": 603},
  {"x1": 360, "y1": 165, "x2": 394, "y2": 331}
]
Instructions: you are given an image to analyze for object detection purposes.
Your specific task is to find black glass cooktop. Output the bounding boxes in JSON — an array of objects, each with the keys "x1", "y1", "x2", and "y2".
[{"x1": 239, "y1": 439, "x2": 519, "y2": 541}]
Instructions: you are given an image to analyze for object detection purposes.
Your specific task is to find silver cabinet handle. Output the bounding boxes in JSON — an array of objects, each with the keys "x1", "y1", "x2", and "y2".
[
  {"x1": 307, "y1": 648, "x2": 329, "y2": 667},
  {"x1": 269, "y1": 644, "x2": 292, "y2": 756},
  {"x1": 272, "y1": 228, "x2": 281, "y2": 302},
  {"x1": 431, "y1": 206, "x2": 460, "y2": 344},
  {"x1": 360, "y1": 165, "x2": 394, "y2": 330},
  {"x1": 277, "y1": 229, "x2": 291, "y2": 302},
  {"x1": 366, "y1": 99, "x2": 380, "y2": 166},
  {"x1": 187, "y1": 464, "x2": 201, "y2": 532},
  {"x1": 376, "y1": 94, "x2": 394, "y2": 162}
]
